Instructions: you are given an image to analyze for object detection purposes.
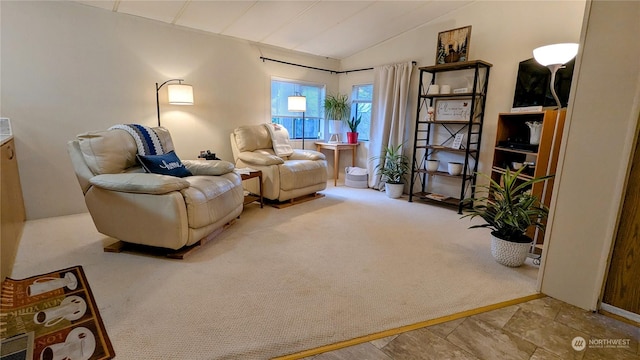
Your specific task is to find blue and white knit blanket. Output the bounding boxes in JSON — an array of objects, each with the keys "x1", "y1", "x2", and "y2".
[{"x1": 108, "y1": 124, "x2": 165, "y2": 156}]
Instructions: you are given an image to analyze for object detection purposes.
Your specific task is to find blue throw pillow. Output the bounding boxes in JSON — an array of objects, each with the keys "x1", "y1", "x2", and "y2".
[{"x1": 137, "y1": 151, "x2": 192, "y2": 178}]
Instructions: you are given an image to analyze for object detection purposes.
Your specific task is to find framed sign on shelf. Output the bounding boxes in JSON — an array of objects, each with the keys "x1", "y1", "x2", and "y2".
[
  {"x1": 434, "y1": 99, "x2": 471, "y2": 122},
  {"x1": 452, "y1": 134, "x2": 465, "y2": 149}
]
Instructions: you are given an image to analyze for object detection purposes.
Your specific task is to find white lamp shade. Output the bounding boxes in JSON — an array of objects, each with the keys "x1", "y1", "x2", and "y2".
[
  {"x1": 288, "y1": 95, "x2": 306, "y2": 112},
  {"x1": 533, "y1": 43, "x2": 579, "y2": 66},
  {"x1": 168, "y1": 83, "x2": 194, "y2": 105}
]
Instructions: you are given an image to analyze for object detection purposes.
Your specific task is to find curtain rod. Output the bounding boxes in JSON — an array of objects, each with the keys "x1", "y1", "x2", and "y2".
[{"x1": 259, "y1": 56, "x2": 416, "y2": 75}]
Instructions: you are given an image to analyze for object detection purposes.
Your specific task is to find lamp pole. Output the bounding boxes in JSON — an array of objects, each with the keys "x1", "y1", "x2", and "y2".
[
  {"x1": 156, "y1": 82, "x2": 162, "y2": 127},
  {"x1": 540, "y1": 64, "x2": 563, "y2": 215},
  {"x1": 301, "y1": 111, "x2": 306, "y2": 149}
]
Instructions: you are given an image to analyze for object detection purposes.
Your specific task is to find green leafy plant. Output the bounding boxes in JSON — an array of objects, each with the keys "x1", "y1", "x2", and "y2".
[
  {"x1": 324, "y1": 93, "x2": 350, "y2": 122},
  {"x1": 345, "y1": 115, "x2": 361, "y2": 133},
  {"x1": 371, "y1": 144, "x2": 410, "y2": 184},
  {"x1": 461, "y1": 167, "x2": 552, "y2": 243}
]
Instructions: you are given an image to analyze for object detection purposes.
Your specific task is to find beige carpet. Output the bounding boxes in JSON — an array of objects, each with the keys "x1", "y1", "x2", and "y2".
[{"x1": 11, "y1": 184, "x2": 538, "y2": 359}]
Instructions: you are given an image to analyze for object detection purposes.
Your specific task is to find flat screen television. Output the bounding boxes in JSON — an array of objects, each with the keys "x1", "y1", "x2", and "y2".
[{"x1": 512, "y1": 57, "x2": 575, "y2": 109}]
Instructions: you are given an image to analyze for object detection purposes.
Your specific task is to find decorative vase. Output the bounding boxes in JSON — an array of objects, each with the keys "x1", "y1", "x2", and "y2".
[
  {"x1": 385, "y1": 183, "x2": 404, "y2": 198},
  {"x1": 427, "y1": 159, "x2": 440, "y2": 172},
  {"x1": 447, "y1": 162, "x2": 463, "y2": 176},
  {"x1": 490, "y1": 233, "x2": 532, "y2": 267},
  {"x1": 525, "y1": 121, "x2": 542, "y2": 145},
  {"x1": 346, "y1": 132, "x2": 359, "y2": 144}
]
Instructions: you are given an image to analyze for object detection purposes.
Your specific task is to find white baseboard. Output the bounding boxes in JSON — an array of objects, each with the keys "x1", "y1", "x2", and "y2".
[{"x1": 600, "y1": 302, "x2": 640, "y2": 323}]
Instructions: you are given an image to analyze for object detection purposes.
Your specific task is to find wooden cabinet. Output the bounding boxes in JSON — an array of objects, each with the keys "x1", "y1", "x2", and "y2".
[
  {"x1": 409, "y1": 60, "x2": 492, "y2": 213},
  {"x1": 491, "y1": 110, "x2": 566, "y2": 247},
  {"x1": 1, "y1": 137, "x2": 26, "y2": 281}
]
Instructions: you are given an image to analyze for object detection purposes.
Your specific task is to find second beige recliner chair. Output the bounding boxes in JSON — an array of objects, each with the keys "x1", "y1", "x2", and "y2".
[{"x1": 230, "y1": 123, "x2": 328, "y2": 203}]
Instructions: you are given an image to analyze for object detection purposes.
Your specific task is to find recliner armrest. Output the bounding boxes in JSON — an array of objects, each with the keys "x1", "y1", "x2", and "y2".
[
  {"x1": 89, "y1": 173, "x2": 190, "y2": 194},
  {"x1": 288, "y1": 149, "x2": 326, "y2": 161},
  {"x1": 182, "y1": 159, "x2": 234, "y2": 175},
  {"x1": 237, "y1": 151, "x2": 284, "y2": 166}
]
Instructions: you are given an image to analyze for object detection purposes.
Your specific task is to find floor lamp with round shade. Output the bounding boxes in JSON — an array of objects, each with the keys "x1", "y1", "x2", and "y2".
[
  {"x1": 532, "y1": 42, "x2": 579, "y2": 248},
  {"x1": 288, "y1": 94, "x2": 307, "y2": 149}
]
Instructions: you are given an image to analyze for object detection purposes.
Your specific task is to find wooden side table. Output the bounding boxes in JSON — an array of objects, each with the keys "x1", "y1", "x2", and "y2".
[
  {"x1": 315, "y1": 142, "x2": 359, "y2": 186},
  {"x1": 239, "y1": 170, "x2": 263, "y2": 208}
]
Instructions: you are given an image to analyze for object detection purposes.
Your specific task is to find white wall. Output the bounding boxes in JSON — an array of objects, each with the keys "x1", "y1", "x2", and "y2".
[
  {"x1": 0, "y1": 1, "x2": 338, "y2": 219},
  {"x1": 338, "y1": 1, "x2": 585, "y2": 196},
  {"x1": 540, "y1": 0, "x2": 640, "y2": 310},
  {"x1": 0, "y1": 1, "x2": 587, "y2": 219}
]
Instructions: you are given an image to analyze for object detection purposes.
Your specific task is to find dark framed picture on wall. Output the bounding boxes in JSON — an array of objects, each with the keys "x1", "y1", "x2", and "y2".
[{"x1": 436, "y1": 25, "x2": 472, "y2": 64}]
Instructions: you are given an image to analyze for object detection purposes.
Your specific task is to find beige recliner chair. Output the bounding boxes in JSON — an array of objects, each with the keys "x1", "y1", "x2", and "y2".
[
  {"x1": 230, "y1": 124, "x2": 328, "y2": 202},
  {"x1": 68, "y1": 126, "x2": 244, "y2": 252}
]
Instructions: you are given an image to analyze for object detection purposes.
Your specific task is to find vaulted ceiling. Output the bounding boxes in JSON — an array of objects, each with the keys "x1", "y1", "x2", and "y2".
[{"x1": 75, "y1": 1, "x2": 474, "y2": 59}]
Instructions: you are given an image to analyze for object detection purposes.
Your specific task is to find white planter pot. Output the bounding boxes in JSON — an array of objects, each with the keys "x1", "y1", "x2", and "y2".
[
  {"x1": 490, "y1": 234, "x2": 532, "y2": 267},
  {"x1": 385, "y1": 183, "x2": 404, "y2": 198},
  {"x1": 426, "y1": 160, "x2": 440, "y2": 172},
  {"x1": 448, "y1": 162, "x2": 463, "y2": 176}
]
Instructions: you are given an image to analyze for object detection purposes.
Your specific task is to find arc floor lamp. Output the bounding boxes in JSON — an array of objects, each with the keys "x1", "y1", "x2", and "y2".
[
  {"x1": 156, "y1": 79, "x2": 194, "y2": 127},
  {"x1": 288, "y1": 93, "x2": 307, "y2": 149}
]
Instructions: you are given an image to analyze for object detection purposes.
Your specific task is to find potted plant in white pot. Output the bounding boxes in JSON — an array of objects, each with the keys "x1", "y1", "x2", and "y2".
[
  {"x1": 372, "y1": 144, "x2": 410, "y2": 198},
  {"x1": 324, "y1": 93, "x2": 350, "y2": 142},
  {"x1": 461, "y1": 166, "x2": 552, "y2": 267}
]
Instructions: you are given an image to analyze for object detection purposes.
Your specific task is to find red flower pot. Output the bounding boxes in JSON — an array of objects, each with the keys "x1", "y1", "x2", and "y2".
[{"x1": 346, "y1": 132, "x2": 359, "y2": 144}]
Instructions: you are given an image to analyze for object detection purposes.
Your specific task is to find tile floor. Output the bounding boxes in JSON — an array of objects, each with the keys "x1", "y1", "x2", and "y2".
[{"x1": 304, "y1": 296, "x2": 640, "y2": 360}]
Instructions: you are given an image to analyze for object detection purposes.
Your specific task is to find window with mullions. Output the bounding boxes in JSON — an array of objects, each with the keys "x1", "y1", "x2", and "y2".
[
  {"x1": 351, "y1": 84, "x2": 372, "y2": 141},
  {"x1": 271, "y1": 79, "x2": 325, "y2": 141}
]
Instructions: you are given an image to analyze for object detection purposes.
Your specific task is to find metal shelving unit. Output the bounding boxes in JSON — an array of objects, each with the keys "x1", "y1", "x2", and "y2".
[{"x1": 408, "y1": 60, "x2": 492, "y2": 213}]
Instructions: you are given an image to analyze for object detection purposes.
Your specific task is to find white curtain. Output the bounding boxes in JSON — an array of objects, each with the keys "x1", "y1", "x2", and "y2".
[{"x1": 368, "y1": 62, "x2": 414, "y2": 188}]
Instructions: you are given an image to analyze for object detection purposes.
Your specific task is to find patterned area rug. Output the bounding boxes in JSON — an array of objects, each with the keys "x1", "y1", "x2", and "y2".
[{"x1": 0, "y1": 266, "x2": 114, "y2": 360}]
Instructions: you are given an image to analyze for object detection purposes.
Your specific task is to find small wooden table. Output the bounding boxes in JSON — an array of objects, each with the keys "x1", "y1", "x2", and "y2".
[
  {"x1": 240, "y1": 170, "x2": 263, "y2": 208},
  {"x1": 315, "y1": 142, "x2": 359, "y2": 186}
]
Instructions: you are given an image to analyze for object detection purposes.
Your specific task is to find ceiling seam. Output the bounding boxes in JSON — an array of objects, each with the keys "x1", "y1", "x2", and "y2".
[
  {"x1": 256, "y1": 0, "x2": 321, "y2": 44},
  {"x1": 219, "y1": 1, "x2": 259, "y2": 35},
  {"x1": 341, "y1": 1, "x2": 433, "y2": 60},
  {"x1": 289, "y1": 1, "x2": 377, "y2": 57},
  {"x1": 172, "y1": 0, "x2": 191, "y2": 25}
]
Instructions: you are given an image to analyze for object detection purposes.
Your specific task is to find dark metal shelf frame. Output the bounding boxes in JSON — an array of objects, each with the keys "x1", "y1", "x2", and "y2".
[{"x1": 408, "y1": 60, "x2": 492, "y2": 213}]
